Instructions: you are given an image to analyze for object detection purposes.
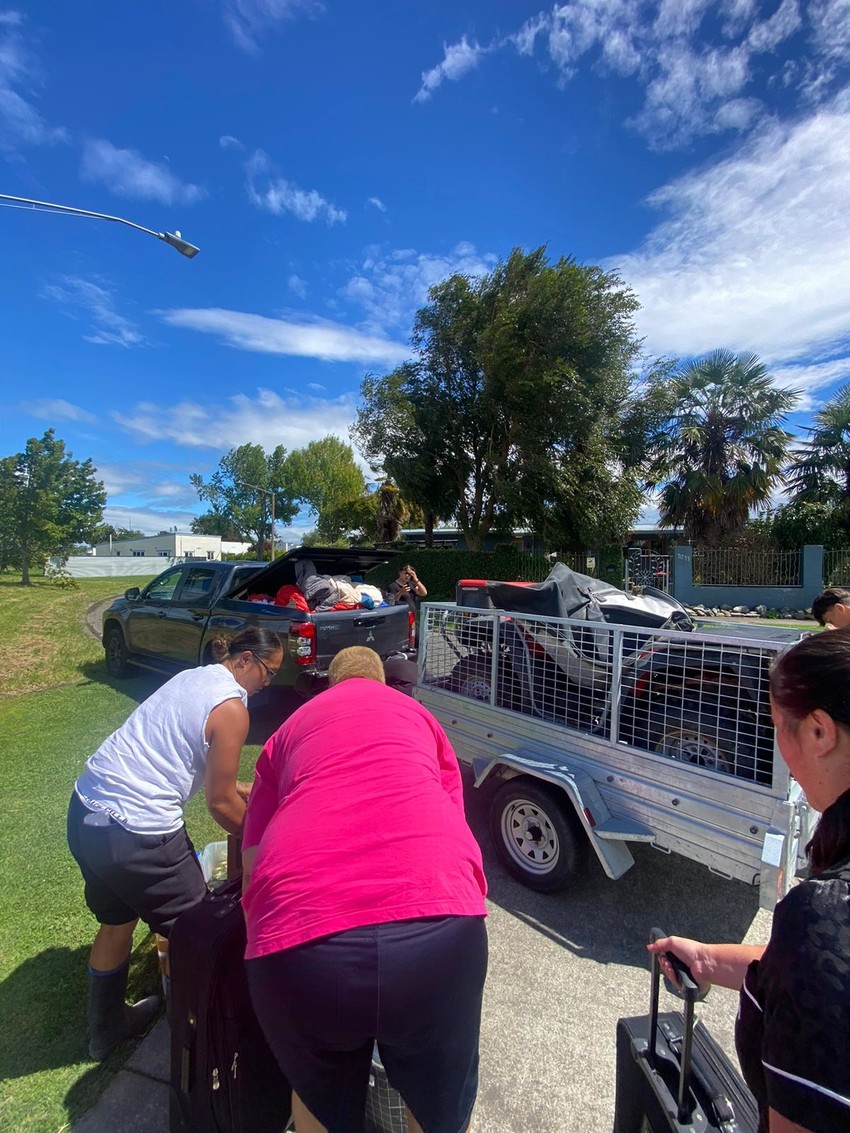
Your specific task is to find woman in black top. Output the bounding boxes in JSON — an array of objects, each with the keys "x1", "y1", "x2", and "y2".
[{"x1": 650, "y1": 629, "x2": 850, "y2": 1133}]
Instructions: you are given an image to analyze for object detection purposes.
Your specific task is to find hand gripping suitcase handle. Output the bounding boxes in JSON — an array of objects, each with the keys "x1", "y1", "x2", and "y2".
[{"x1": 648, "y1": 927, "x2": 700, "y2": 1124}]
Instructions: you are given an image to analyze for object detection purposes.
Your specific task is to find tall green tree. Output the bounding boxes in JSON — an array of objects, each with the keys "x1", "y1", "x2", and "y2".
[
  {"x1": 0, "y1": 429, "x2": 106, "y2": 585},
  {"x1": 786, "y1": 382, "x2": 850, "y2": 535},
  {"x1": 647, "y1": 350, "x2": 799, "y2": 547},
  {"x1": 354, "y1": 247, "x2": 644, "y2": 551},
  {"x1": 352, "y1": 365, "x2": 458, "y2": 547},
  {"x1": 190, "y1": 444, "x2": 294, "y2": 556},
  {"x1": 285, "y1": 436, "x2": 365, "y2": 538}
]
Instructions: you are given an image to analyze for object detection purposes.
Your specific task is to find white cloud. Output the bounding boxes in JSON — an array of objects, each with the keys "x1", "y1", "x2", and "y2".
[
  {"x1": 287, "y1": 272, "x2": 308, "y2": 298},
  {"x1": 114, "y1": 387, "x2": 360, "y2": 452},
  {"x1": 158, "y1": 307, "x2": 408, "y2": 365},
  {"x1": 609, "y1": 86, "x2": 850, "y2": 393},
  {"x1": 219, "y1": 133, "x2": 243, "y2": 150},
  {"x1": 221, "y1": 0, "x2": 322, "y2": 54},
  {"x1": 343, "y1": 240, "x2": 499, "y2": 333},
  {"x1": 414, "y1": 36, "x2": 486, "y2": 102},
  {"x1": 245, "y1": 149, "x2": 345, "y2": 224},
  {"x1": 81, "y1": 139, "x2": 206, "y2": 206},
  {"x1": 437, "y1": 0, "x2": 839, "y2": 148},
  {"x1": 0, "y1": 14, "x2": 66, "y2": 150},
  {"x1": 21, "y1": 397, "x2": 96, "y2": 423},
  {"x1": 42, "y1": 276, "x2": 144, "y2": 347},
  {"x1": 367, "y1": 196, "x2": 387, "y2": 212},
  {"x1": 102, "y1": 504, "x2": 201, "y2": 536}
]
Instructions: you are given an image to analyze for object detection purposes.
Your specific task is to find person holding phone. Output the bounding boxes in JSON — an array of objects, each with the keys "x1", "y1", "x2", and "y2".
[{"x1": 388, "y1": 563, "x2": 427, "y2": 612}]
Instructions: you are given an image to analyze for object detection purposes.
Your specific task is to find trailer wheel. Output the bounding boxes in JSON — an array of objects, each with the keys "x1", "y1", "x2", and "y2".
[
  {"x1": 104, "y1": 626, "x2": 130, "y2": 678},
  {"x1": 489, "y1": 779, "x2": 587, "y2": 893},
  {"x1": 646, "y1": 704, "x2": 756, "y2": 778}
]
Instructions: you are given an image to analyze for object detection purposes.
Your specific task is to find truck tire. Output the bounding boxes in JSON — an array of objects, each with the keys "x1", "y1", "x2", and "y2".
[
  {"x1": 645, "y1": 704, "x2": 756, "y2": 778},
  {"x1": 489, "y1": 779, "x2": 588, "y2": 893},
  {"x1": 104, "y1": 626, "x2": 130, "y2": 679}
]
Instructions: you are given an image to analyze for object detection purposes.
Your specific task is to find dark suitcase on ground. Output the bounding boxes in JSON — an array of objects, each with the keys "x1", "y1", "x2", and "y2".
[
  {"x1": 168, "y1": 877, "x2": 293, "y2": 1133},
  {"x1": 365, "y1": 1044, "x2": 408, "y2": 1133},
  {"x1": 614, "y1": 928, "x2": 759, "y2": 1133}
]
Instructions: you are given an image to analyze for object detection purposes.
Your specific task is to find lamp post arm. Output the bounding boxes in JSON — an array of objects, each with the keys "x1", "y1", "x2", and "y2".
[{"x1": 0, "y1": 193, "x2": 200, "y2": 257}]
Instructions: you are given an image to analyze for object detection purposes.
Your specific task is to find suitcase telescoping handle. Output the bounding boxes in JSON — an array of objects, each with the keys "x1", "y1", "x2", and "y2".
[{"x1": 648, "y1": 927, "x2": 701, "y2": 1124}]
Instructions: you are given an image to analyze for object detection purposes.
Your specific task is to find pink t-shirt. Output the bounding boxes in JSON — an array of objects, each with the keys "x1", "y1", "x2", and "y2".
[{"x1": 242, "y1": 679, "x2": 487, "y2": 959}]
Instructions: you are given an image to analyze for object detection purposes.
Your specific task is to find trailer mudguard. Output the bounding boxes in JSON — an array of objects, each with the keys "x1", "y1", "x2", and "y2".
[{"x1": 471, "y1": 751, "x2": 648, "y2": 880}]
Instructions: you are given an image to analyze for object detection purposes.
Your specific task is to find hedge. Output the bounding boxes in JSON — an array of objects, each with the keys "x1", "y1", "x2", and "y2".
[{"x1": 368, "y1": 547, "x2": 554, "y2": 602}]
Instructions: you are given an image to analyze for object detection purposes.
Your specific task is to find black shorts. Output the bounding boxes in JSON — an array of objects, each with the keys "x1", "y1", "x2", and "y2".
[
  {"x1": 66, "y1": 791, "x2": 207, "y2": 935},
  {"x1": 246, "y1": 915, "x2": 488, "y2": 1133}
]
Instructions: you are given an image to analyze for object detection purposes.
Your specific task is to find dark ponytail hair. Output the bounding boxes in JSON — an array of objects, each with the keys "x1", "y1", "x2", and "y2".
[
  {"x1": 770, "y1": 629, "x2": 850, "y2": 873},
  {"x1": 209, "y1": 626, "x2": 282, "y2": 664}
]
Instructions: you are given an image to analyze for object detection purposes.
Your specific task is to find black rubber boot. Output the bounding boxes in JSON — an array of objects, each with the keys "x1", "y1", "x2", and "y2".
[{"x1": 87, "y1": 959, "x2": 160, "y2": 1061}]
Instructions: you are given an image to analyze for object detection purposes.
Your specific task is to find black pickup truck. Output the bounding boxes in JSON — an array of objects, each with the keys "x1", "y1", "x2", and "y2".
[{"x1": 101, "y1": 546, "x2": 413, "y2": 694}]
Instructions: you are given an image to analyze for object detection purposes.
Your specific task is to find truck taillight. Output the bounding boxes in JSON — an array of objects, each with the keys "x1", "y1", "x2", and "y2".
[
  {"x1": 289, "y1": 621, "x2": 316, "y2": 665},
  {"x1": 408, "y1": 611, "x2": 416, "y2": 649}
]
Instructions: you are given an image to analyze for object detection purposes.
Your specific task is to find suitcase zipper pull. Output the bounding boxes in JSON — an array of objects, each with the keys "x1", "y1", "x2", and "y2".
[
  {"x1": 231, "y1": 1052, "x2": 238, "y2": 1080},
  {"x1": 212, "y1": 1067, "x2": 220, "y2": 1091}
]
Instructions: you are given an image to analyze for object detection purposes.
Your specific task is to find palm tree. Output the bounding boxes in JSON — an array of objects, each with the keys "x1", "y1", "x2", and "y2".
[
  {"x1": 648, "y1": 349, "x2": 799, "y2": 547},
  {"x1": 785, "y1": 383, "x2": 850, "y2": 530}
]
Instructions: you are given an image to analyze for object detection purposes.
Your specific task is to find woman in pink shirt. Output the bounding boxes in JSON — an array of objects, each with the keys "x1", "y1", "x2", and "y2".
[{"x1": 242, "y1": 646, "x2": 488, "y2": 1133}]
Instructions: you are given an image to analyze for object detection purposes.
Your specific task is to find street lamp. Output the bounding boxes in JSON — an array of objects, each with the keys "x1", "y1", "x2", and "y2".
[
  {"x1": 0, "y1": 192, "x2": 200, "y2": 258},
  {"x1": 234, "y1": 480, "x2": 283, "y2": 562}
]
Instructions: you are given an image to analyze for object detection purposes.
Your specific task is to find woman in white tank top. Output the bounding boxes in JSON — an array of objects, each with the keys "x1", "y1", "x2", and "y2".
[{"x1": 67, "y1": 626, "x2": 283, "y2": 1061}]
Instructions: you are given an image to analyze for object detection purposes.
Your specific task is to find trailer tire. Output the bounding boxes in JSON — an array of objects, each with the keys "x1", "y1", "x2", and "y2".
[
  {"x1": 489, "y1": 779, "x2": 587, "y2": 893},
  {"x1": 104, "y1": 626, "x2": 130, "y2": 679},
  {"x1": 646, "y1": 703, "x2": 756, "y2": 778}
]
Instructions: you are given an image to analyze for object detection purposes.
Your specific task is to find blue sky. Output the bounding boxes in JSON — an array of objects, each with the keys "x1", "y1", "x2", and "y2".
[{"x1": 1, "y1": 0, "x2": 849, "y2": 539}]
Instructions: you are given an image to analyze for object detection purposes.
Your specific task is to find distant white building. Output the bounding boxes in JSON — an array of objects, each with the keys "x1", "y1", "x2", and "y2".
[
  {"x1": 221, "y1": 540, "x2": 254, "y2": 556},
  {"x1": 92, "y1": 532, "x2": 222, "y2": 560}
]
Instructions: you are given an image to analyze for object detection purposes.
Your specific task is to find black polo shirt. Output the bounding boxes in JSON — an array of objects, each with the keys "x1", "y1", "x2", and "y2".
[{"x1": 736, "y1": 857, "x2": 850, "y2": 1131}]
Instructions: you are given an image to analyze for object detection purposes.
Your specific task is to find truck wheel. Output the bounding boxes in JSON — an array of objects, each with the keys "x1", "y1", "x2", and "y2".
[
  {"x1": 489, "y1": 779, "x2": 587, "y2": 893},
  {"x1": 646, "y1": 704, "x2": 755, "y2": 778},
  {"x1": 104, "y1": 626, "x2": 130, "y2": 678},
  {"x1": 450, "y1": 656, "x2": 521, "y2": 710}
]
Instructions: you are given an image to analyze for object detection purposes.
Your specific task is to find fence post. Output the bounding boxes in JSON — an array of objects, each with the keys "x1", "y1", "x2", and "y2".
[
  {"x1": 672, "y1": 545, "x2": 694, "y2": 605},
  {"x1": 801, "y1": 545, "x2": 824, "y2": 606}
]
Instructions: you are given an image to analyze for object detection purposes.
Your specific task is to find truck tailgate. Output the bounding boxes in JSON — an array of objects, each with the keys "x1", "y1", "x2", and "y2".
[{"x1": 314, "y1": 604, "x2": 411, "y2": 670}]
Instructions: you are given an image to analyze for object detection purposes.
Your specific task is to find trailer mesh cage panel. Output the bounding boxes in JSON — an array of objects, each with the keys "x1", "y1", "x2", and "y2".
[{"x1": 419, "y1": 605, "x2": 791, "y2": 785}]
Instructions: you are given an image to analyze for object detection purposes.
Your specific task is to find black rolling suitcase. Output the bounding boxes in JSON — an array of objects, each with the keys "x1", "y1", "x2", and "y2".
[
  {"x1": 168, "y1": 877, "x2": 293, "y2": 1133},
  {"x1": 614, "y1": 928, "x2": 759, "y2": 1133}
]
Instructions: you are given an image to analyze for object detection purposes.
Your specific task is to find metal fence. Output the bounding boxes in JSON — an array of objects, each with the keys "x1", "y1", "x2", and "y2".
[
  {"x1": 420, "y1": 603, "x2": 785, "y2": 784},
  {"x1": 626, "y1": 550, "x2": 671, "y2": 592},
  {"x1": 692, "y1": 549, "x2": 801, "y2": 588},
  {"x1": 824, "y1": 549, "x2": 850, "y2": 587}
]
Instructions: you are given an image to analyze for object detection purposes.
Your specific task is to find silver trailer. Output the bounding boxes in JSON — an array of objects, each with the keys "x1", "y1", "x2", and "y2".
[{"x1": 414, "y1": 602, "x2": 814, "y2": 909}]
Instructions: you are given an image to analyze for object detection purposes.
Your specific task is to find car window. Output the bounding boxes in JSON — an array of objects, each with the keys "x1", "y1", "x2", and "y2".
[
  {"x1": 143, "y1": 568, "x2": 183, "y2": 603},
  {"x1": 179, "y1": 567, "x2": 218, "y2": 602},
  {"x1": 227, "y1": 566, "x2": 266, "y2": 595}
]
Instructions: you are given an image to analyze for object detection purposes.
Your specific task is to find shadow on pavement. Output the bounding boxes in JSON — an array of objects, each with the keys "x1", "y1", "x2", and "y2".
[{"x1": 461, "y1": 769, "x2": 761, "y2": 971}]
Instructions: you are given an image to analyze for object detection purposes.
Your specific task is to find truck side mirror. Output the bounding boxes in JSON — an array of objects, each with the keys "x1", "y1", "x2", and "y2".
[{"x1": 124, "y1": 587, "x2": 141, "y2": 601}]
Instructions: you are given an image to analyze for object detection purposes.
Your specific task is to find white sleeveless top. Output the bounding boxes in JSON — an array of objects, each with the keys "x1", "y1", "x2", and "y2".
[{"x1": 75, "y1": 664, "x2": 248, "y2": 834}]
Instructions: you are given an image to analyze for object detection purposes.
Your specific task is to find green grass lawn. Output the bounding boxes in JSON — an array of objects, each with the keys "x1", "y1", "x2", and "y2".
[{"x1": 0, "y1": 576, "x2": 282, "y2": 1132}]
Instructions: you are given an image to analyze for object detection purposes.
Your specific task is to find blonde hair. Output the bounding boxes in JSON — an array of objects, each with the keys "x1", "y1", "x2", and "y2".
[{"x1": 327, "y1": 646, "x2": 386, "y2": 686}]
